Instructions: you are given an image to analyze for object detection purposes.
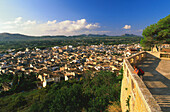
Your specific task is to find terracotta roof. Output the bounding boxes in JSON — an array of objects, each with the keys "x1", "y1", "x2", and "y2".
[{"x1": 161, "y1": 48, "x2": 170, "y2": 52}]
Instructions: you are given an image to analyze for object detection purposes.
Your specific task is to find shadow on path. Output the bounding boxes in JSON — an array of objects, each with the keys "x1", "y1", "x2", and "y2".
[{"x1": 137, "y1": 53, "x2": 170, "y2": 112}]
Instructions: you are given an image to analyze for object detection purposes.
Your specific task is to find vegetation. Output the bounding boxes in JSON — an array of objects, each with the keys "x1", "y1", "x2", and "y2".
[
  {"x1": 0, "y1": 73, "x2": 13, "y2": 90},
  {"x1": 0, "y1": 73, "x2": 38, "y2": 97},
  {"x1": 141, "y1": 14, "x2": 170, "y2": 50},
  {"x1": 126, "y1": 95, "x2": 131, "y2": 112},
  {"x1": 0, "y1": 71, "x2": 122, "y2": 112}
]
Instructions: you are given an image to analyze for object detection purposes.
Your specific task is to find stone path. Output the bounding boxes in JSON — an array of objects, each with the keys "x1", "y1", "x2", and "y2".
[{"x1": 137, "y1": 55, "x2": 170, "y2": 112}]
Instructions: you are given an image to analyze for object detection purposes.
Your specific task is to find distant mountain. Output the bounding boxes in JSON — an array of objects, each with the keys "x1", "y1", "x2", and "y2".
[
  {"x1": 121, "y1": 34, "x2": 141, "y2": 37},
  {"x1": 0, "y1": 33, "x2": 109, "y2": 40},
  {"x1": 0, "y1": 33, "x2": 66, "y2": 40},
  {"x1": 0, "y1": 33, "x2": 32, "y2": 40},
  {"x1": 0, "y1": 32, "x2": 141, "y2": 41},
  {"x1": 71, "y1": 34, "x2": 108, "y2": 37},
  {"x1": 86, "y1": 34, "x2": 108, "y2": 37}
]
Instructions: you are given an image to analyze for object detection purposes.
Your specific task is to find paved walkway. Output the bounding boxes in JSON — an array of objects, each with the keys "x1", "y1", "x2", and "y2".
[{"x1": 137, "y1": 55, "x2": 170, "y2": 112}]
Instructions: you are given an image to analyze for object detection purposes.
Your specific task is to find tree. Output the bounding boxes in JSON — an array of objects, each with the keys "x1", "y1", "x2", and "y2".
[
  {"x1": 20, "y1": 71, "x2": 122, "y2": 112},
  {"x1": 49, "y1": 84, "x2": 84, "y2": 112},
  {"x1": 141, "y1": 14, "x2": 170, "y2": 50},
  {"x1": 12, "y1": 74, "x2": 18, "y2": 91}
]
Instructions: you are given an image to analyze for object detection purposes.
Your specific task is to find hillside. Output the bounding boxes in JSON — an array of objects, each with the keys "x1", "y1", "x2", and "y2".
[
  {"x1": 0, "y1": 33, "x2": 66, "y2": 40},
  {"x1": 0, "y1": 33, "x2": 142, "y2": 41},
  {"x1": 0, "y1": 33, "x2": 143, "y2": 51},
  {"x1": 0, "y1": 71, "x2": 122, "y2": 112}
]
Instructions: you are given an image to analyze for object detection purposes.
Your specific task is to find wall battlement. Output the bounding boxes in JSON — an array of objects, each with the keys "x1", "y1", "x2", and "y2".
[{"x1": 121, "y1": 51, "x2": 162, "y2": 112}]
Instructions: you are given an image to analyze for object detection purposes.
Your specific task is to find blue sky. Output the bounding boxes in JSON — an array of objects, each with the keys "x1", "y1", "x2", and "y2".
[{"x1": 0, "y1": 0, "x2": 169, "y2": 36}]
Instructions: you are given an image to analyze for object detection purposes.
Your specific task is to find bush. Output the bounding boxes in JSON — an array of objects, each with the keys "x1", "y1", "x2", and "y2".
[{"x1": 0, "y1": 71, "x2": 122, "y2": 112}]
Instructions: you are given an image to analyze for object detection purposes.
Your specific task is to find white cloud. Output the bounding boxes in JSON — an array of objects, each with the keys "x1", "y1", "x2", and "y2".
[
  {"x1": 0, "y1": 17, "x2": 101, "y2": 36},
  {"x1": 123, "y1": 25, "x2": 131, "y2": 29},
  {"x1": 23, "y1": 20, "x2": 36, "y2": 25},
  {"x1": 0, "y1": 17, "x2": 100, "y2": 35},
  {"x1": 47, "y1": 20, "x2": 56, "y2": 24},
  {"x1": 14, "y1": 17, "x2": 22, "y2": 23},
  {"x1": 84, "y1": 30, "x2": 110, "y2": 34},
  {"x1": 86, "y1": 23, "x2": 100, "y2": 29},
  {"x1": 3, "y1": 17, "x2": 23, "y2": 25}
]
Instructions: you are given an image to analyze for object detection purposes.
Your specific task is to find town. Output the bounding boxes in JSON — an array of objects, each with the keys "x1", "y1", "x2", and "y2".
[{"x1": 0, "y1": 43, "x2": 141, "y2": 91}]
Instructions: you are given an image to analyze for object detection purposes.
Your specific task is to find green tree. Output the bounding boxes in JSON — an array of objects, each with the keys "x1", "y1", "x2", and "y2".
[
  {"x1": 15, "y1": 71, "x2": 122, "y2": 112},
  {"x1": 141, "y1": 14, "x2": 170, "y2": 50},
  {"x1": 83, "y1": 71, "x2": 120, "y2": 111},
  {"x1": 12, "y1": 74, "x2": 18, "y2": 91},
  {"x1": 49, "y1": 84, "x2": 83, "y2": 112}
]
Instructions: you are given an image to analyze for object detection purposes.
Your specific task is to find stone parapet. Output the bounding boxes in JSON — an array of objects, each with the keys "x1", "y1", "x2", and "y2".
[
  {"x1": 121, "y1": 51, "x2": 162, "y2": 112},
  {"x1": 147, "y1": 51, "x2": 170, "y2": 60}
]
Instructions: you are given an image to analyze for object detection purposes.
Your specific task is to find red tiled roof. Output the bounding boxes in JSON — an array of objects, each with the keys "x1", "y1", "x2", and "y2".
[{"x1": 161, "y1": 48, "x2": 170, "y2": 52}]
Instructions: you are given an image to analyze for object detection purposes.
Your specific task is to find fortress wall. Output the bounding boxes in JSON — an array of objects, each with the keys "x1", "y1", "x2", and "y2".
[{"x1": 120, "y1": 51, "x2": 162, "y2": 112}]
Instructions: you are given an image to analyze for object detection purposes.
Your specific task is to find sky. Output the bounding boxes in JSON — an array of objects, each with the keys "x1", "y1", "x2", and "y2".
[{"x1": 0, "y1": 0, "x2": 170, "y2": 36}]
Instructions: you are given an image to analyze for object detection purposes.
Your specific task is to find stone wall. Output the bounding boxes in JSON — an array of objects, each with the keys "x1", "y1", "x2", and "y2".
[
  {"x1": 147, "y1": 51, "x2": 170, "y2": 60},
  {"x1": 121, "y1": 51, "x2": 162, "y2": 112}
]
